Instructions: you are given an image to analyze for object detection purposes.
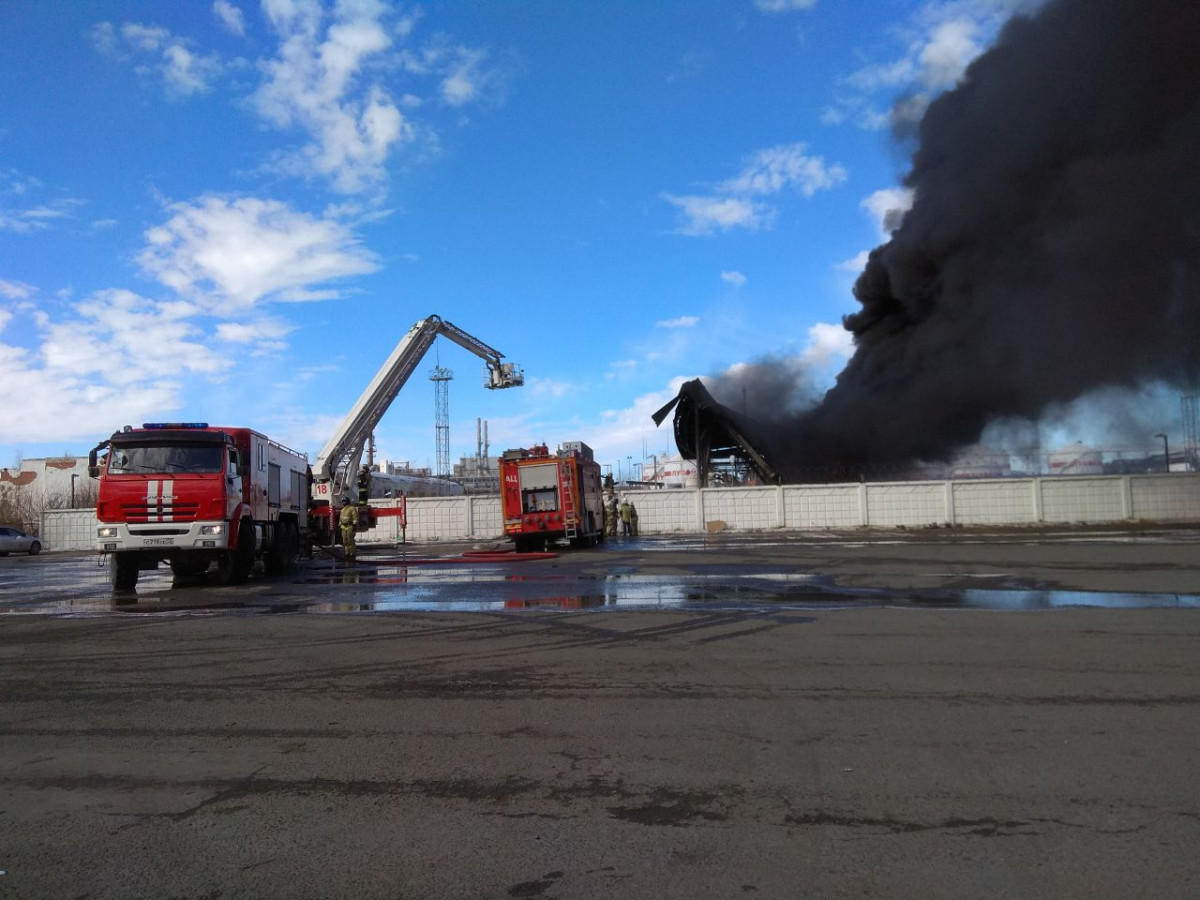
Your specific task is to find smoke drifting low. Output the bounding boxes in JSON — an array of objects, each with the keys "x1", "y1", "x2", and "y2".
[{"x1": 754, "y1": 0, "x2": 1200, "y2": 477}]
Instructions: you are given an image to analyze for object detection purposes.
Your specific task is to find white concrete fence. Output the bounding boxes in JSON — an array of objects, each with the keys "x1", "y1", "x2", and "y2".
[{"x1": 37, "y1": 473, "x2": 1200, "y2": 552}]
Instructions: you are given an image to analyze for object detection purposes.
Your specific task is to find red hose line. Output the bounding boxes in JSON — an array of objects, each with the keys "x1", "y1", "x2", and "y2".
[{"x1": 345, "y1": 550, "x2": 559, "y2": 566}]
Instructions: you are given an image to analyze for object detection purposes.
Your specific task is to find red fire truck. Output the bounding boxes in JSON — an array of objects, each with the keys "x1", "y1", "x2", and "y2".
[
  {"x1": 500, "y1": 442, "x2": 605, "y2": 552},
  {"x1": 89, "y1": 423, "x2": 309, "y2": 591}
]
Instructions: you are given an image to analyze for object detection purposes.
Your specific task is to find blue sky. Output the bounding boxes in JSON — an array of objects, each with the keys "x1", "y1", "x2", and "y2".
[{"x1": 0, "y1": 0, "x2": 1031, "y2": 477}]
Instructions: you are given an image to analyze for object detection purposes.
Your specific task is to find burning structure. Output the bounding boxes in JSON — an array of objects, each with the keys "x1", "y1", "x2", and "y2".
[
  {"x1": 652, "y1": 379, "x2": 784, "y2": 486},
  {"x1": 656, "y1": 0, "x2": 1200, "y2": 485}
]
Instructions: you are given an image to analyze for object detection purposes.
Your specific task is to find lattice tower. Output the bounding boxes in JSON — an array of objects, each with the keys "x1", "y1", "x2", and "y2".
[
  {"x1": 1182, "y1": 390, "x2": 1199, "y2": 469},
  {"x1": 430, "y1": 365, "x2": 454, "y2": 477}
]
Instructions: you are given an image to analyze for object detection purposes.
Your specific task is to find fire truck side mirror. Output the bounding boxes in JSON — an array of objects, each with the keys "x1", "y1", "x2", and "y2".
[{"x1": 88, "y1": 465, "x2": 100, "y2": 478}]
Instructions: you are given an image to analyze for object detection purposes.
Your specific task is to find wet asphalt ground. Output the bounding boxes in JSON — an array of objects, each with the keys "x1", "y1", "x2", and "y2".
[{"x1": 1, "y1": 527, "x2": 1199, "y2": 898}]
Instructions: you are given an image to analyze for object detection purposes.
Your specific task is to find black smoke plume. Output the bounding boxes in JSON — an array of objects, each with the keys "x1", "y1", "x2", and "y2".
[{"x1": 759, "y1": 0, "x2": 1200, "y2": 478}]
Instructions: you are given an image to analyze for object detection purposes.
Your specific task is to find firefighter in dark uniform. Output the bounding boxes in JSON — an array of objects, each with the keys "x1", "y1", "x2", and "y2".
[{"x1": 358, "y1": 464, "x2": 371, "y2": 504}]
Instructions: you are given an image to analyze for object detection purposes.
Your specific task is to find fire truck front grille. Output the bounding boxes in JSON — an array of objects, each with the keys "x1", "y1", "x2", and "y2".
[{"x1": 121, "y1": 502, "x2": 203, "y2": 523}]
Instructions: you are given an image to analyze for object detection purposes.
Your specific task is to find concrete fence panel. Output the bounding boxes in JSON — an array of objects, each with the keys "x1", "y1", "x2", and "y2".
[
  {"x1": 625, "y1": 489, "x2": 697, "y2": 534},
  {"x1": 784, "y1": 485, "x2": 861, "y2": 528},
  {"x1": 393, "y1": 497, "x2": 469, "y2": 542},
  {"x1": 1130, "y1": 474, "x2": 1200, "y2": 521},
  {"x1": 952, "y1": 480, "x2": 1038, "y2": 526},
  {"x1": 702, "y1": 486, "x2": 778, "y2": 531},
  {"x1": 865, "y1": 482, "x2": 946, "y2": 527},
  {"x1": 468, "y1": 496, "x2": 503, "y2": 539},
  {"x1": 40, "y1": 509, "x2": 96, "y2": 551},
  {"x1": 1040, "y1": 477, "x2": 1125, "y2": 524}
]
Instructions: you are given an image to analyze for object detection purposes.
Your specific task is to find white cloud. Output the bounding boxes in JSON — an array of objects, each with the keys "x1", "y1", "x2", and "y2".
[
  {"x1": 664, "y1": 142, "x2": 846, "y2": 236},
  {"x1": 918, "y1": 18, "x2": 981, "y2": 89},
  {"x1": 754, "y1": 0, "x2": 817, "y2": 12},
  {"x1": 801, "y1": 321, "x2": 854, "y2": 369},
  {"x1": 721, "y1": 271, "x2": 748, "y2": 287},
  {"x1": 212, "y1": 0, "x2": 246, "y2": 36},
  {"x1": 656, "y1": 316, "x2": 699, "y2": 329},
  {"x1": 253, "y1": 1, "x2": 414, "y2": 193},
  {"x1": 719, "y1": 143, "x2": 848, "y2": 198},
  {"x1": 91, "y1": 20, "x2": 224, "y2": 98},
  {"x1": 41, "y1": 290, "x2": 221, "y2": 384},
  {"x1": 837, "y1": 249, "x2": 871, "y2": 273},
  {"x1": 525, "y1": 376, "x2": 573, "y2": 400},
  {"x1": 215, "y1": 317, "x2": 294, "y2": 354},
  {"x1": 0, "y1": 279, "x2": 36, "y2": 300},
  {"x1": 88, "y1": 22, "x2": 120, "y2": 57},
  {"x1": 831, "y1": 0, "x2": 1036, "y2": 131},
  {"x1": 137, "y1": 195, "x2": 379, "y2": 312},
  {"x1": 588, "y1": 381, "x2": 690, "y2": 462},
  {"x1": 0, "y1": 289, "x2": 231, "y2": 443},
  {"x1": 861, "y1": 186, "x2": 914, "y2": 237},
  {"x1": 440, "y1": 47, "x2": 490, "y2": 106},
  {"x1": 661, "y1": 194, "x2": 773, "y2": 237},
  {"x1": 846, "y1": 57, "x2": 916, "y2": 92},
  {"x1": 121, "y1": 23, "x2": 170, "y2": 53},
  {"x1": 0, "y1": 191, "x2": 83, "y2": 234},
  {"x1": 160, "y1": 43, "x2": 224, "y2": 97}
]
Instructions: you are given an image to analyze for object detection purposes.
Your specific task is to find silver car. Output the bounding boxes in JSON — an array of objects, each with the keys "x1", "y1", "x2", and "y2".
[{"x1": 0, "y1": 526, "x2": 42, "y2": 556}]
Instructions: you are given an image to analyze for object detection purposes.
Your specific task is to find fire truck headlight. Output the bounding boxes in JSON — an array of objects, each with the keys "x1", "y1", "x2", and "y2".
[
  {"x1": 97, "y1": 526, "x2": 118, "y2": 538},
  {"x1": 200, "y1": 524, "x2": 224, "y2": 536}
]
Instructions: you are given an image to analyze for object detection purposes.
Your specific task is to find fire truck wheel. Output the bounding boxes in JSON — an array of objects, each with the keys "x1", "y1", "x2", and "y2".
[
  {"x1": 515, "y1": 535, "x2": 546, "y2": 554},
  {"x1": 170, "y1": 556, "x2": 209, "y2": 584},
  {"x1": 110, "y1": 553, "x2": 139, "y2": 592},
  {"x1": 230, "y1": 519, "x2": 256, "y2": 583},
  {"x1": 266, "y1": 519, "x2": 298, "y2": 575},
  {"x1": 214, "y1": 519, "x2": 255, "y2": 585}
]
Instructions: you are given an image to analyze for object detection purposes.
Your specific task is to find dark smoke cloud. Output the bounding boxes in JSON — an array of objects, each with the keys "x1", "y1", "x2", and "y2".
[
  {"x1": 704, "y1": 354, "x2": 822, "y2": 422},
  {"x1": 764, "y1": 0, "x2": 1200, "y2": 477}
]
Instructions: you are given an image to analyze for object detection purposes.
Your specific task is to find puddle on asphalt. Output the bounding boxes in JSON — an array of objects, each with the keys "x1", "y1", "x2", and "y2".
[{"x1": 1, "y1": 556, "x2": 1197, "y2": 616}]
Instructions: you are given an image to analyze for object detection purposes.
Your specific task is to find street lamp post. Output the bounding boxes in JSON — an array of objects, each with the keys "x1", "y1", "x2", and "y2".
[
  {"x1": 70, "y1": 473, "x2": 78, "y2": 508},
  {"x1": 1155, "y1": 433, "x2": 1170, "y2": 472}
]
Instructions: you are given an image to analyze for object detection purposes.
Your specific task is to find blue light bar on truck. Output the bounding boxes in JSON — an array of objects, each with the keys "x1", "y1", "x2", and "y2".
[{"x1": 142, "y1": 422, "x2": 210, "y2": 429}]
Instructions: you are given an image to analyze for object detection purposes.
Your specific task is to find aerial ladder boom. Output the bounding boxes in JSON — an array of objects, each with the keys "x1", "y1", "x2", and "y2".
[{"x1": 313, "y1": 315, "x2": 523, "y2": 502}]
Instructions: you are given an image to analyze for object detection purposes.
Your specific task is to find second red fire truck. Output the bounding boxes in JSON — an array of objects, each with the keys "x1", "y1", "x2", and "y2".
[{"x1": 500, "y1": 442, "x2": 605, "y2": 552}]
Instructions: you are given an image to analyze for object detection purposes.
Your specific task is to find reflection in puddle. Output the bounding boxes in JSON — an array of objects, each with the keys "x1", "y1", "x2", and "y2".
[
  {"x1": 1, "y1": 554, "x2": 1198, "y2": 616},
  {"x1": 955, "y1": 589, "x2": 1200, "y2": 610}
]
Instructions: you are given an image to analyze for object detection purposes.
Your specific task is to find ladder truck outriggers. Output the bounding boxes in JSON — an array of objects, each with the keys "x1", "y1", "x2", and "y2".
[
  {"x1": 499, "y1": 441, "x2": 606, "y2": 552},
  {"x1": 310, "y1": 314, "x2": 524, "y2": 545}
]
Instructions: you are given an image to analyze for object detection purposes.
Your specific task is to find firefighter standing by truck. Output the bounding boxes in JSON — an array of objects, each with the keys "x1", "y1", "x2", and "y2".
[
  {"x1": 339, "y1": 498, "x2": 360, "y2": 560},
  {"x1": 605, "y1": 491, "x2": 618, "y2": 537}
]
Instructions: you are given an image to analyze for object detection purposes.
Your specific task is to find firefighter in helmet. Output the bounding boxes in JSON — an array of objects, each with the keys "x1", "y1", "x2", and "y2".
[
  {"x1": 339, "y1": 496, "x2": 360, "y2": 561},
  {"x1": 605, "y1": 490, "x2": 619, "y2": 537},
  {"x1": 358, "y1": 463, "x2": 371, "y2": 504}
]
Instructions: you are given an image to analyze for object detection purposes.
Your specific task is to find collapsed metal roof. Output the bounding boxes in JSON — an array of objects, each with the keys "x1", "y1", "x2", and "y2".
[{"x1": 651, "y1": 378, "x2": 783, "y2": 486}]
